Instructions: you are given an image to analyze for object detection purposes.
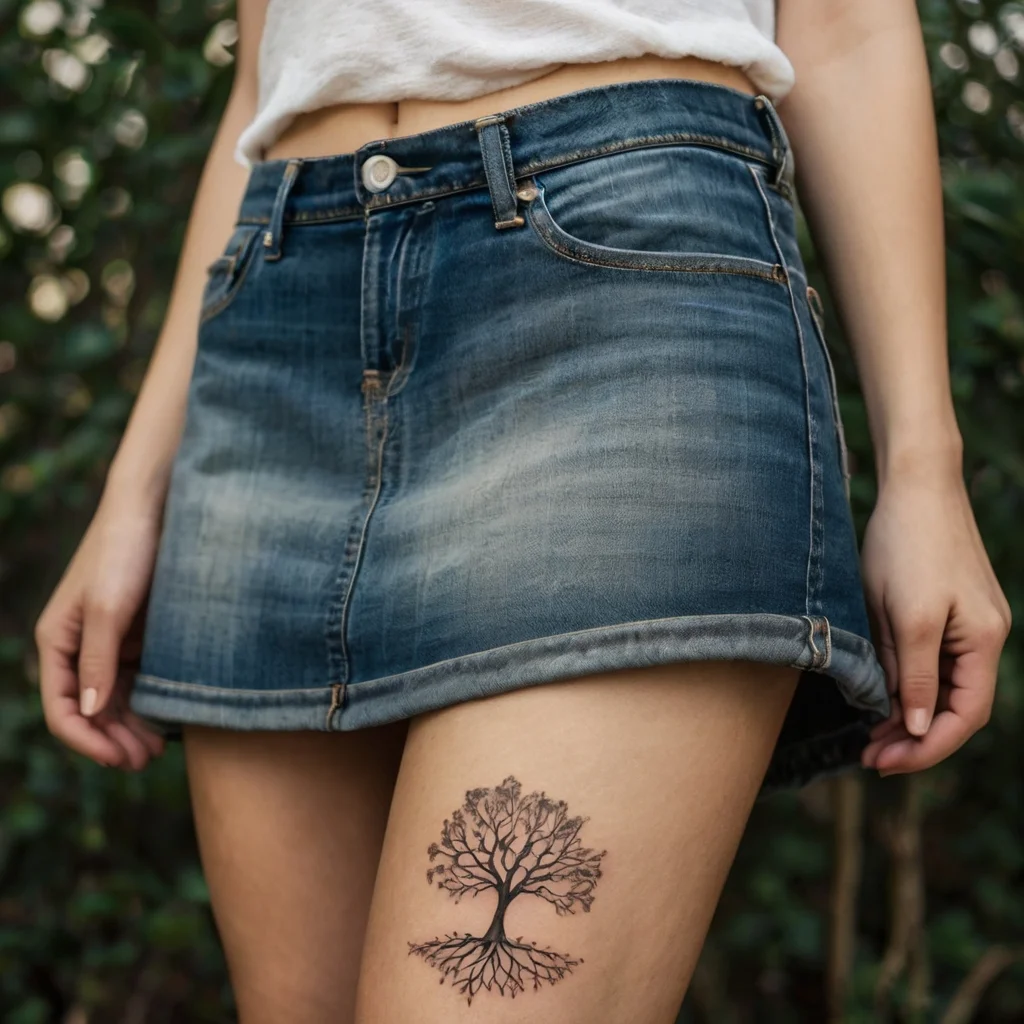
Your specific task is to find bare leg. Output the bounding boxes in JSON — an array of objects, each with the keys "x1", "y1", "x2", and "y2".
[
  {"x1": 353, "y1": 660, "x2": 800, "y2": 1024},
  {"x1": 183, "y1": 720, "x2": 408, "y2": 1024}
]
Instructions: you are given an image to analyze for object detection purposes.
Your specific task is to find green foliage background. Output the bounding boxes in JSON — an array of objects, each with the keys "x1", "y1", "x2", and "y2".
[{"x1": 0, "y1": 0, "x2": 1021, "y2": 1021}]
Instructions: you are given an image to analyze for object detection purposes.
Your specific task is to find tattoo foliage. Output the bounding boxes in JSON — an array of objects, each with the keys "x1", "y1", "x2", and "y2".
[{"x1": 408, "y1": 775, "x2": 606, "y2": 1005}]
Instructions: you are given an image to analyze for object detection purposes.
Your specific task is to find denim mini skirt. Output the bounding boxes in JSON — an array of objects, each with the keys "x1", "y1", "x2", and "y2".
[{"x1": 130, "y1": 78, "x2": 892, "y2": 797}]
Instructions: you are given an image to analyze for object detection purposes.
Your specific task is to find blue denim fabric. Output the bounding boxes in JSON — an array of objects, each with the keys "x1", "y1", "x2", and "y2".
[{"x1": 130, "y1": 78, "x2": 891, "y2": 798}]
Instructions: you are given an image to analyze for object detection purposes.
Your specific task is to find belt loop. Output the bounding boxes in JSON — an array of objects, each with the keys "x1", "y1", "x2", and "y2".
[
  {"x1": 263, "y1": 157, "x2": 304, "y2": 261},
  {"x1": 473, "y1": 114, "x2": 524, "y2": 229},
  {"x1": 752, "y1": 95, "x2": 796, "y2": 196}
]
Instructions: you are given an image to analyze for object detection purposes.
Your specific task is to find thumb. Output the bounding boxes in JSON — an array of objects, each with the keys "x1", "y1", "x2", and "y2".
[{"x1": 77, "y1": 596, "x2": 130, "y2": 717}]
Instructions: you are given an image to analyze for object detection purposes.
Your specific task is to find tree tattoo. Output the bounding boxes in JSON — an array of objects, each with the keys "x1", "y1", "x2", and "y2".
[{"x1": 408, "y1": 775, "x2": 606, "y2": 1005}]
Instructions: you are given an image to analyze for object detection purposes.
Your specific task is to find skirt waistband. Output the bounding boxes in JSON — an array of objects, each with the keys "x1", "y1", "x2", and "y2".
[{"x1": 237, "y1": 77, "x2": 795, "y2": 233}]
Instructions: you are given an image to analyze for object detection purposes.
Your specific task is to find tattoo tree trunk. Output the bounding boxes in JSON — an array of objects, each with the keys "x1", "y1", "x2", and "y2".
[{"x1": 408, "y1": 775, "x2": 607, "y2": 1005}]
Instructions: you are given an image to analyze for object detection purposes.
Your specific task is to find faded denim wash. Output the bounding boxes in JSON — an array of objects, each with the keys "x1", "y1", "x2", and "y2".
[{"x1": 130, "y1": 78, "x2": 892, "y2": 798}]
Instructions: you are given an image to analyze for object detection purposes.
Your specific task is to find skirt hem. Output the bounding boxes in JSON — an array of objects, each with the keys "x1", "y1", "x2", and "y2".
[{"x1": 130, "y1": 610, "x2": 891, "y2": 795}]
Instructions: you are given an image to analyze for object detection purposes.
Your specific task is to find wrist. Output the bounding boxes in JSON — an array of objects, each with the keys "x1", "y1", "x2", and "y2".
[
  {"x1": 102, "y1": 452, "x2": 173, "y2": 519},
  {"x1": 874, "y1": 430, "x2": 964, "y2": 491}
]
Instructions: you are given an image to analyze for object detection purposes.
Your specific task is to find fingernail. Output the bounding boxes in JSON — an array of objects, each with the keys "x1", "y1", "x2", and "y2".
[
  {"x1": 879, "y1": 770, "x2": 896, "y2": 778},
  {"x1": 906, "y1": 708, "x2": 931, "y2": 736},
  {"x1": 80, "y1": 687, "x2": 98, "y2": 716}
]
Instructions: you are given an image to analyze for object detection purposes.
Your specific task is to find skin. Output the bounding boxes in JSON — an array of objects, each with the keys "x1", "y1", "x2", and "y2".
[
  {"x1": 183, "y1": 721, "x2": 408, "y2": 1023},
  {"x1": 353, "y1": 663, "x2": 801, "y2": 1024},
  {"x1": 33, "y1": 0, "x2": 1011, "y2": 1019}
]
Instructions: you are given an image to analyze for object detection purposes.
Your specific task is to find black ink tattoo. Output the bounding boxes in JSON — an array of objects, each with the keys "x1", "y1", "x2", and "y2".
[{"x1": 408, "y1": 775, "x2": 606, "y2": 1005}]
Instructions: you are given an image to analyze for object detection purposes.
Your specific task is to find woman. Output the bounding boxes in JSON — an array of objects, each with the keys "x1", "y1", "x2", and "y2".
[{"x1": 35, "y1": 0, "x2": 1011, "y2": 1021}]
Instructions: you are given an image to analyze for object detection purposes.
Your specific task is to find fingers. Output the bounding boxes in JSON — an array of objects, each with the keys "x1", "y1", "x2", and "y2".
[
  {"x1": 77, "y1": 594, "x2": 129, "y2": 719},
  {"x1": 889, "y1": 602, "x2": 947, "y2": 737},
  {"x1": 866, "y1": 601, "x2": 900, "y2": 699},
  {"x1": 98, "y1": 714, "x2": 153, "y2": 771},
  {"x1": 36, "y1": 617, "x2": 131, "y2": 768},
  {"x1": 37, "y1": 593, "x2": 165, "y2": 771},
  {"x1": 115, "y1": 670, "x2": 167, "y2": 758},
  {"x1": 858, "y1": 484, "x2": 1010, "y2": 779},
  {"x1": 862, "y1": 628, "x2": 1002, "y2": 777},
  {"x1": 109, "y1": 671, "x2": 167, "y2": 762},
  {"x1": 870, "y1": 708, "x2": 971, "y2": 775},
  {"x1": 75, "y1": 662, "x2": 166, "y2": 772},
  {"x1": 122, "y1": 711, "x2": 168, "y2": 758},
  {"x1": 77, "y1": 596, "x2": 154, "y2": 770},
  {"x1": 866, "y1": 696, "x2": 905, "y2": 745}
]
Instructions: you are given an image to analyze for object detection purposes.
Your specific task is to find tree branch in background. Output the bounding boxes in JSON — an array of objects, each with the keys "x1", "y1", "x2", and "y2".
[
  {"x1": 940, "y1": 946, "x2": 1024, "y2": 1024},
  {"x1": 827, "y1": 772, "x2": 864, "y2": 1023},
  {"x1": 874, "y1": 774, "x2": 931, "y2": 1019}
]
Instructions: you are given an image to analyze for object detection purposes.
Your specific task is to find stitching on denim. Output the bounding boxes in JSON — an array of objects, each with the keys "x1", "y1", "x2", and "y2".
[
  {"x1": 525, "y1": 177, "x2": 788, "y2": 281},
  {"x1": 133, "y1": 612, "x2": 876, "y2": 697},
  {"x1": 477, "y1": 120, "x2": 512, "y2": 226},
  {"x1": 752, "y1": 95, "x2": 794, "y2": 195},
  {"x1": 517, "y1": 133, "x2": 771, "y2": 177},
  {"x1": 134, "y1": 674, "x2": 340, "y2": 697},
  {"x1": 387, "y1": 202, "x2": 436, "y2": 397},
  {"x1": 197, "y1": 225, "x2": 262, "y2": 326},
  {"x1": 324, "y1": 512, "x2": 364, "y2": 687},
  {"x1": 233, "y1": 136, "x2": 778, "y2": 227},
  {"x1": 324, "y1": 682, "x2": 346, "y2": 729},
  {"x1": 324, "y1": 381, "x2": 390, "y2": 690},
  {"x1": 340, "y1": 380, "x2": 391, "y2": 686},
  {"x1": 263, "y1": 158, "x2": 303, "y2": 261},
  {"x1": 749, "y1": 164, "x2": 822, "y2": 617},
  {"x1": 806, "y1": 287, "x2": 852, "y2": 499},
  {"x1": 324, "y1": 223, "x2": 374, "y2": 687},
  {"x1": 498, "y1": 119, "x2": 517, "y2": 188}
]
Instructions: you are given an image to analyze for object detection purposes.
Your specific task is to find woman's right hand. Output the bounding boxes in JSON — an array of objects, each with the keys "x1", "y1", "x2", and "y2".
[
  {"x1": 34, "y1": 492, "x2": 167, "y2": 770},
  {"x1": 28, "y1": 0, "x2": 264, "y2": 770}
]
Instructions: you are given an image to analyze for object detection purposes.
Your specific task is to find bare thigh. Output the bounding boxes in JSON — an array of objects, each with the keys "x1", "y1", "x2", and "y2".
[
  {"x1": 353, "y1": 660, "x2": 800, "y2": 1024},
  {"x1": 183, "y1": 721, "x2": 409, "y2": 1024}
]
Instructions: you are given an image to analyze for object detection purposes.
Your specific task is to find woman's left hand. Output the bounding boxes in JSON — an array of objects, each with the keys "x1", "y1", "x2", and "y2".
[{"x1": 858, "y1": 472, "x2": 1012, "y2": 776}]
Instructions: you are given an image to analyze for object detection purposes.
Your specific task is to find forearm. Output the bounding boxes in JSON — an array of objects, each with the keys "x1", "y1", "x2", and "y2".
[
  {"x1": 103, "y1": 87, "x2": 255, "y2": 510},
  {"x1": 776, "y1": 0, "x2": 963, "y2": 488}
]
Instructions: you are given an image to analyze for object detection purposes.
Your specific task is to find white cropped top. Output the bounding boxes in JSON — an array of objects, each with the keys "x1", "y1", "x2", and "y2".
[{"x1": 234, "y1": 0, "x2": 795, "y2": 169}]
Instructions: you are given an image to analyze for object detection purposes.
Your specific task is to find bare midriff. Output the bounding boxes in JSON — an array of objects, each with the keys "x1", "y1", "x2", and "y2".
[{"x1": 263, "y1": 54, "x2": 757, "y2": 162}]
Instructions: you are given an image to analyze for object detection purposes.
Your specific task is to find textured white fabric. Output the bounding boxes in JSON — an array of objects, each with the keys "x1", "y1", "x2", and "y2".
[{"x1": 234, "y1": 0, "x2": 794, "y2": 168}]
